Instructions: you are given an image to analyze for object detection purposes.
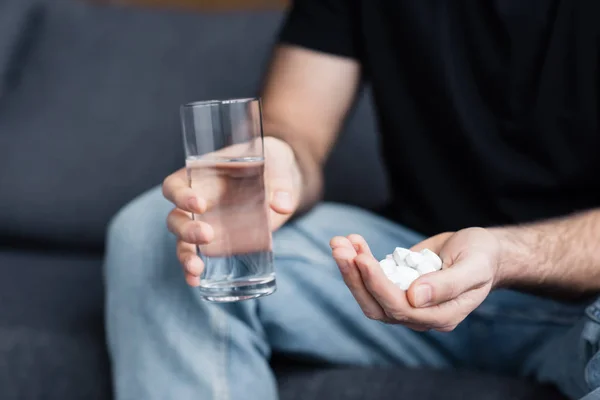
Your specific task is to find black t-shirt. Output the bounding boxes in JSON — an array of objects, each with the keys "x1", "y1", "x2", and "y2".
[{"x1": 280, "y1": 0, "x2": 600, "y2": 236}]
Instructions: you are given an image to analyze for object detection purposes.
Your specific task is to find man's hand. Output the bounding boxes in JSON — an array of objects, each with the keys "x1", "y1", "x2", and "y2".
[
  {"x1": 163, "y1": 136, "x2": 302, "y2": 286},
  {"x1": 330, "y1": 228, "x2": 501, "y2": 331}
]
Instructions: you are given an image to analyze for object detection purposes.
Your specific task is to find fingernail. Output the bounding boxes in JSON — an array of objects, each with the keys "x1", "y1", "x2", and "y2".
[
  {"x1": 414, "y1": 284, "x2": 432, "y2": 308},
  {"x1": 273, "y1": 191, "x2": 292, "y2": 209}
]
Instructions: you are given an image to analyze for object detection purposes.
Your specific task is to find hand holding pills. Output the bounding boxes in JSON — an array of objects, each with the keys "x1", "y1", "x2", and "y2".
[{"x1": 330, "y1": 228, "x2": 501, "y2": 332}]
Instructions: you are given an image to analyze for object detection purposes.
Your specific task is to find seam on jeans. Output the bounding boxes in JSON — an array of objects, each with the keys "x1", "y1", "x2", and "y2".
[{"x1": 211, "y1": 306, "x2": 229, "y2": 400}]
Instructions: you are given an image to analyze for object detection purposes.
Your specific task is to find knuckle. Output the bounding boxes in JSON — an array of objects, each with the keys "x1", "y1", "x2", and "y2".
[
  {"x1": 162, "y1": 175, "x2": 173, "y2": 196},
  {"x1": 343, "y1": 276, "x2": 360, "y2": 292},
  {"x1": 181, "y1": 254, "x2": 194, "y2": 272},
  {"x1": 179, "y1": 253, "x2": 194, "y2": 268},
  {"x1": 357, "y1": 263, "x2": 373, "y2": 282},
  {"x1": 174, "y1": 222, "x2": 192, "y2": 241},
  {"x1": 438, "y1": 283, "x2": 458, "y2": 303},
  {"x1": 166, "y1": 209, "x2": 179, "y2": 232},
  {"x1": 347, "y1": 283, "x2": 362, "y2": 295},
  {"x1": 184, "y1": 226, "x2": 197, "y2": 243}
]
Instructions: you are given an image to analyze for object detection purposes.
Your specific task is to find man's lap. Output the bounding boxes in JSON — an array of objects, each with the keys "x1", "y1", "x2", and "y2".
[
  {"x1": 261, "y1": 202, "x2": 469, "y2": 368},
  {"x1": 105, "y1": 185, "x2": 600, "y2": 399}
]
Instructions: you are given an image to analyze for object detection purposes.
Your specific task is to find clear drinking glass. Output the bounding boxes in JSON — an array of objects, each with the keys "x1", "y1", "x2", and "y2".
[{"x1": 180, "y1": 98, "x2": 276, "y2": 302}]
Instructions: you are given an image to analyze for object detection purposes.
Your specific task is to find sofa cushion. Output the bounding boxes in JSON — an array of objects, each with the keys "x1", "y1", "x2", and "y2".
[
  {"x1": 0, "y1": 0, "x2": 388, "y2": 251},
  {"x1": 275, "y1": 362, "x2": 568, "y2": 400},
  {"x1": 0, "y1": 1, "x2": 281, "y2": 250},
  {"x1": 0, "y1": 0, "x2": 43, "y2": 99},
  {"x1": 0, "y1": 250, "x2": 111, "y2": 399}
]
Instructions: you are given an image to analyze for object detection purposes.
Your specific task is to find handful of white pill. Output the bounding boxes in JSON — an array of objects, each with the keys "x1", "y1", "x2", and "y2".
[{"x1": 379, "y1": 247, "x2": 442, "y2": 290}]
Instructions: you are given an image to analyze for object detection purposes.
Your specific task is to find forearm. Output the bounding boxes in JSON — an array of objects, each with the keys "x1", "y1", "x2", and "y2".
[
  {"x1": 490, "y1": 208, "x2": 600, "y2": 298},
  {"x1": 258, "y1": 46, "x2": 360, "y2": 215}
]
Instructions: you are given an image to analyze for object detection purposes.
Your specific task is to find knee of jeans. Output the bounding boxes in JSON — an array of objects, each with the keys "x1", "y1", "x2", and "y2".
[
  {"x1": 108, "y1": 185, "x2": 171, "y2": 240},
  {"x1": 104, "y1": 186, "x2": 173, "y2": 282},
  {"x1": 273, "y1": 221, "x2": 333, "y2": 267}
]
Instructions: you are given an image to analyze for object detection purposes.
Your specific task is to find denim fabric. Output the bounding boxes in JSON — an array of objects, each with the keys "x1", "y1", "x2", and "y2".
[{"x1": 104, "y1": 186, "x2": 600, "y2": 400}]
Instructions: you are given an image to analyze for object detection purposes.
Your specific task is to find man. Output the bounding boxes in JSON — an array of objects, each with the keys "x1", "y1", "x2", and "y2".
[{"x1": 104, "y1": 1, "x2": 600, "y2": 399}]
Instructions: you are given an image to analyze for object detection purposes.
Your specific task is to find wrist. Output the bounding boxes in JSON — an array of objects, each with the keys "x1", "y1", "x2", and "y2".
[{"x1": 488, "y1": 227, "x2": 531, "y2": 289}]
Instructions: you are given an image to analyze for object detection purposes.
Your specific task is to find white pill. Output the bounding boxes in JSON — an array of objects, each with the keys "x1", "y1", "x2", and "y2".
[
  {"x1": 420, "y1": 248, "x2": 442, "y2": 270},
  {"x1": 387, "y1": 266, "x2": 419, "y2": 290},
  {"x1": 405, "y1": 251, "x2": 424, "y2": 268},
  {"x1": 396, "y1": 259, "x2": 411, "y2": 270},
  {"x1": 386, "y1": 254, "x2": 394, "y2": 260},
  {"x1": 416, "y1": 261, "x2": 438, "y2": 276},
  {"x1": 392, "y1": 247, "x2": 411, "y2": 266},
  {"x1": 379, "y1": 259, "x2": 398, "y2": 275}
]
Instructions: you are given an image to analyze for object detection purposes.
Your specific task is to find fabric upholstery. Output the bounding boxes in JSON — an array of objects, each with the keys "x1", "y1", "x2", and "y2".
[
  {"x1": 276, "y1": 362, "x2": 568, "y2": 400},
  {"x1": 0, "y1": 0, "x2": 387, "y2": 251},
  {"x1": 0, "y1": 0, "x2": 43, "y2": 98},
  {"x1": 0, "y1": 251, "x2": 111, "y2": 399},
  {"x1": 0, "y1": 1, "x2": 565, "y2": 399}
]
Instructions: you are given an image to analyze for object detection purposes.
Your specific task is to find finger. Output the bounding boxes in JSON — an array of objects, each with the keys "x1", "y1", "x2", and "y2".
[
  {"x1": 269, "y1": 189, "x2": 295, "y2": 215},
  {"x1": 410, "y1": 232, "x2": 454, "y2": 254},
  {"x1": 176, "y1": 240, "x2": 204, "y2": 277},
  {"x1": 185, "y1": 273, "x2": 201, "y2": 287},
  {"x1": 353, "y1": 253, "x2": 414, "y2": 320},
  {"x1": 407, "y1": 253, "x2": 493, "y2": 308},
  {"x1": 269, "y1": 211, "x2": 290, "y2": 232},
  {"x1": 407, "y1": 294, "x2": 475, "y2": 330},
  {"x1": 404, "y1": 324, "x2": 430, "y2": 332},
  {"x1": 330, "y1": 235, "x2": 355, "y2": 250},
  {"x1": 347, "y1": 234, "x2": 373, "y2": 256},
  {"x1": 162, "y1": 169, "x2": 206, "y2": 214},
  {"x1": 354, "y1": 253, "x2": 464, "y2": 329},
  {"x1": 167, "y1": 208, "x2": 214, "y2": 244},
  {"x1": 331, "y1": 238, "x2": 388, "y2": 321}
]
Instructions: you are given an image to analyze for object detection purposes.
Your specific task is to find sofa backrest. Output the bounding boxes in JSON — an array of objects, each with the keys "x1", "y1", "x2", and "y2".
[{"x1": 0, "y1": 0, "x2": 389, "y2": 251}]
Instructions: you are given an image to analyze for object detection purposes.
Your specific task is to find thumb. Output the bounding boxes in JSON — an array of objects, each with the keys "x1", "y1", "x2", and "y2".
[
  {"x1": 264, "y1": 140, "x2": 301, "y2": 215},
  {"x1": 407, "y1": 253, "x2": 491, "y2": 308},
  {"x1": 270, "y1": 186, "x2": 295, "y2": 214},
  {"x1": 266, "y1": 171, "x2": 298, "y2": 231}
]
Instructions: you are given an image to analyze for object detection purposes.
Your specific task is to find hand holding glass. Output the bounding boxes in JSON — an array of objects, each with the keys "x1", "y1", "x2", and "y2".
[{"x1": 180, "y1": 98, "x2": 276, "y2": 302}]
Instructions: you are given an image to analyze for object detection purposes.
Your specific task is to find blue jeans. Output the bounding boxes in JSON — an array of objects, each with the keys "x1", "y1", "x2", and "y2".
[{"x1": 104, "y1": 186, "x2": 600, "y2": 400}]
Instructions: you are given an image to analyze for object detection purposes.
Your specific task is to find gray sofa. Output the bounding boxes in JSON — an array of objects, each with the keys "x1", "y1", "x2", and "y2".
[{"x1": 0, "y1": 0, "x2": 568, "y2": 398}]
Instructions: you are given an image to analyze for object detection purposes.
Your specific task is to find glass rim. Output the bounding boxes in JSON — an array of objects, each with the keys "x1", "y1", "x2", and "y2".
[{"x1": 182, "y1": 97, "x2": 259, "y2": 108}]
